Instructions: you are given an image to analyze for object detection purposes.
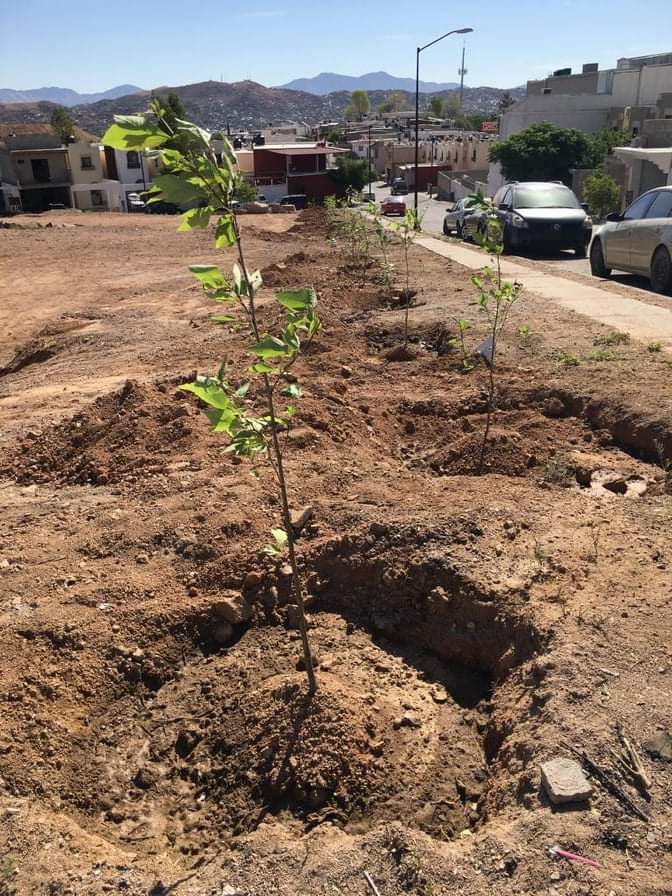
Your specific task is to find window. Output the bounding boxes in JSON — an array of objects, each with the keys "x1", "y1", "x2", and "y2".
[
  {"x1": 90, "y1": 190, "x2": 104, "y2": 208},
  {"x1": 81, "y1": 156, "x2": 93, "y2": 170},
  {"x1": 126, "y1": 151, "x2": 141, "y2": 169},
  {"x1": 623, "y1": 191, "x2": 656, "y2": 220},
  {"x1": 645, "y1": 190, "x2": 672, "y2": 219},
  {"x1": 513, "y1": 185, "x2": 580, "y2": 209}
]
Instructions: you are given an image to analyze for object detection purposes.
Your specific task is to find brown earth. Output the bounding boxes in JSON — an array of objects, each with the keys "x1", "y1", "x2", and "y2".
[{"x1": 0, "y1": 207, "x2": 671, "y2": 896}]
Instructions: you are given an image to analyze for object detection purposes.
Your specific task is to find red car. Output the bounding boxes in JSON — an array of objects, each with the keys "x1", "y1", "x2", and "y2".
[{"x1": 381, "y1": 196, "x2": 406, "y2": 217}]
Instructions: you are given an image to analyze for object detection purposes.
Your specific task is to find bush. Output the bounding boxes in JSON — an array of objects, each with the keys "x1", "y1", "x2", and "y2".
[{"x1": 583, "y1": 170, "x2": 621, "y2": 220}]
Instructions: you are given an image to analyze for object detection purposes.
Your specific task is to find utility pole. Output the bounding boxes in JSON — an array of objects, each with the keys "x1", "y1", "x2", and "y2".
[
  {"x1": 459, "y1": 42, "x2": 468, "y2": 106},
  {"x1": 368, "y1": 124, "x2": 373, "y2": 198}
]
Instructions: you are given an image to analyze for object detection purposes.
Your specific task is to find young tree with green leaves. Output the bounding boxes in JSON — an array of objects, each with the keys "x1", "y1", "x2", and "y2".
[
  {"x1": 469, "y1": 197, "x2": 523, "y2": 470},
  {"x1": 330, "y1": 155, "x2": 371, "y2": 193},
  {"x1": 389, "y1": 209, "x2": 420, "y2": 353},
  {"x1": 102, "y1": 98, "x2": 319, "y2": 691},
  {"x1": 50, "y1": 106, "x2": 75, "y2": 141}
]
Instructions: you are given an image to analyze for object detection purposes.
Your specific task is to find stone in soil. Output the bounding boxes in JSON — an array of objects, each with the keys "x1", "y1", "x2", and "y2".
[{"x1": 540, "y1": 757, "x2": 592, "y2": 805}]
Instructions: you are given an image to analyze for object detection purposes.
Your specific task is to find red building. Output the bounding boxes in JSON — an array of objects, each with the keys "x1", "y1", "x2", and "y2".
[{"x1": 251, "y1": 143, "x2": 348, "y2": 203}]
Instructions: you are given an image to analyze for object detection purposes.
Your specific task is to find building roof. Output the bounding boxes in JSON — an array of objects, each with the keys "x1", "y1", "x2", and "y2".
[
  {"x1": 0, "y1": 123, "x2": 98, "y2": 142},
  {"x1": 263, "y1": 145, "x2": 348, "y2": 156},
  {"x1": 614, "y1": 146, "x2": 672, "y2": 173}
]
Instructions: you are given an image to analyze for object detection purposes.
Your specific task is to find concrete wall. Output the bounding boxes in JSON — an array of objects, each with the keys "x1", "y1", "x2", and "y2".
[
  {"x1": 642, "y1": 118, "x2": 672, "y2": 147},
  {"x1": 68, "y1": 142, "x2": 105, "y2": 185},
  {"x1": 527, "y1": 71, "x2": 600, "y2": 97},
  {"x1": 72, "y1": 182, "x2": 123, "y2": 212},
  {"x1": 499, "y1": 94, "x2": 617, "y2": 137},
  {"x1": 0, "y1": 148, "x2": 17, "y2": 185}
]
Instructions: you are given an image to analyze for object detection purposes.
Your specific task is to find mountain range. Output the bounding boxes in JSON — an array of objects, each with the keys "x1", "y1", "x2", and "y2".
[
  {"x1": 279, "y1": 71, "x2": 461, "y2": 95},
  {"x1": 0, "y1": 85, "x2": 143, "y2": 107},
  {"x1": 0, "y1": 80, "x2": 524, "y2": 136}
]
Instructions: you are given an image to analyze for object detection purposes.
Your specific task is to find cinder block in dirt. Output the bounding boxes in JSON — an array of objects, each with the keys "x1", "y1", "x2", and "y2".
[{"x1": 540, "y1": 758, "x2": 592, "y2": 805}]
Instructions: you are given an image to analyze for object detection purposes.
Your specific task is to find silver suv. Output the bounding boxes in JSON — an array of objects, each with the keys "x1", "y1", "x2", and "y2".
[{"x1": 590, "y1": 186, "x2": 672, "y2": 294}]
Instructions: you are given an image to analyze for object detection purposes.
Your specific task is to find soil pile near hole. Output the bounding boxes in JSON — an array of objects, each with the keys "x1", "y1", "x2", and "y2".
[
  {"x1": 0, "y1": 379, "x2": 210, "y2": 486},
  {"x1": 429, "y1": 425, "x2": 533, "y2": 477}
]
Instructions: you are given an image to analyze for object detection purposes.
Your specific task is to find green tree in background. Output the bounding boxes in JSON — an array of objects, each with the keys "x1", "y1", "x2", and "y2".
[
  {"x1": 585, "y1": 127, "x2": 630, "y2": 168},
  {"x1": 330, "y1": 155, "x2": 371, "y2": 192},
  {"x1": 234, "y1": 179, "x2": 258, "y2": 203},
  {"x1": 583, "y1": 170, "x2": 621, "y2": 219},
  {"x1": 428, "y1": 96, "x2": 444, "y2": 118},
  {"x1": 378, "y1": 91, "x2": 406, "y2": 114},
  {"x1": 496, "y1": 92, "x2": 516, "y2": 115},
  {"x1": 489, "y1": 122, "x2": 592, "y2": 183},
  {"x1": 346, "y1": 89, "x2": 371, "y2": 120},
  {"x1": 50, "y1": 106, "x2": 75, "y2": 141},
  {"x1": 443, "y1": 95, "x2": 462, "y2": 120}
]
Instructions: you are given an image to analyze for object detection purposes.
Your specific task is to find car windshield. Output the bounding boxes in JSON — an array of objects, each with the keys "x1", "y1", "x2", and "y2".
[{"x1": 514, "y1": 186, "x2": 580, "y2": 209}]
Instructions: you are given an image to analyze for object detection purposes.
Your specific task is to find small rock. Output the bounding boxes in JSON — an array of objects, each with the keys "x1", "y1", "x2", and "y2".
[
  {"x1": 340, "y1": 365, "x2": 353, "y2": 378},
  {"x1": 135, "y1": 553, "x2": 149, "y2": 565},
  {"x1": 540, "y1": 758, "x2": 592, "y2": 804},
  {"x1": 575, "y1": 466, "x2": 593, "y2": 487},
  {"x1": 306, "y1": 572, "x2": 324, "y2": 593},
  {"x1": 643, "y1": 730, "x2": 672, "y2": 762},
  {"x1": 243, "y1": 570, "x2": 264, "y2": 590},
  {"x1": 133, "y1": 767, "x2": 156, "y2": 790},
  {"x1": 431, "y1": 686, "x2": 448, "y2": 704},
  {"x1": 290, "y1": 505, "x2": 313, "y2": 534},
  {"x1": 213, "y1": 594, "x2": 252, "y2": 625},
  {"x1": 393, "y1": 712, "x2": 420, "y2": 730},
  {"x1": 543, "y1": 397, "x2": 565, "y2": 418},
  {"x1": 285, "y1": 604, "x2": 305, "y2": 629},
  {"x1": 278, "y1": 564, "x2": 293, "y2": 578}
]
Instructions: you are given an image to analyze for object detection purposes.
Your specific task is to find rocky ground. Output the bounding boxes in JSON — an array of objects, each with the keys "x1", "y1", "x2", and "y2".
[{"x1": 0, "y1": 207, "x2": 671, "y2": 896}]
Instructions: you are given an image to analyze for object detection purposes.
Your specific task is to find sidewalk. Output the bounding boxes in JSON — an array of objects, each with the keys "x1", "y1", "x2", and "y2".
[{"x1": 416, "y1": 235, "x2": 672, "y2": 351}]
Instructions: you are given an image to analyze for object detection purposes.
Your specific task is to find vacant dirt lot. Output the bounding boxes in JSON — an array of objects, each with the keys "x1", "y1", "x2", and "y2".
[{"x1": 1, "y1": 208, "x2": 671, "y2": 896}]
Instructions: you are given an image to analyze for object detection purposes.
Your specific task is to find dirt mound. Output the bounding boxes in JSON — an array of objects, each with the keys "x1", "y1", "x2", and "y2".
[
  {"x1": 429, "y1": 425, "x2": 534, "y2": 476},
  {"x1": 261, "y1": 251, "x2": 316, "y2": 287},
  {"x1": 0, "y1": 379, "x2": 209, "y2": 486}
]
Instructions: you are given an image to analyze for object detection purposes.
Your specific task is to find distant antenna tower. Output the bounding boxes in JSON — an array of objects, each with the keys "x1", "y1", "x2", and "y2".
[{"x1": 458, "y1": 42, "x2": 468, "y2": 105}]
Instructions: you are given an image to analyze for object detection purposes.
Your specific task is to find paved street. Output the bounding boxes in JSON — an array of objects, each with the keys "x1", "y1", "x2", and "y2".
[{"x1": 371, "y1": 184, "x2": 662, "y2": 297}]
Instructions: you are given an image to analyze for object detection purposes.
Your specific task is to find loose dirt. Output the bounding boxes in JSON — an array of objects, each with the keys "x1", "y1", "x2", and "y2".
[{"x1": 0, "y1": 207, "x2": 671, "y2": 895}]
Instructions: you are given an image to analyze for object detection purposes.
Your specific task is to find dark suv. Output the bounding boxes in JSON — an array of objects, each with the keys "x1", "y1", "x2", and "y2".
[{"x1": 491, "y1": 182, "x2": 592, "y2": 256}]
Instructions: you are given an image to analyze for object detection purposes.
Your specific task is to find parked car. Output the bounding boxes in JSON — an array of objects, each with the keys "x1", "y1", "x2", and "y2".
[
  {"x1": 381, "y1": 196, "x2": 406, "y2": 217},
  {"x1": 491, "y1": 182, "x2": 592, "y2": 256},
  {"x1": 391, "y1": 178, "x2": 409, "y2": 196},
  {"x1": 279, "y1": 194, "x2": 308, "y2": 209},
  {"x1": 590, "y1": 186, "x2": 672, "y2": 294},
  {"x1": 443, "y1": 197, "x2": 477, "y2": 237},
  {"x1": 126, "y1": 192, "x2": 146, "y2": 213}
]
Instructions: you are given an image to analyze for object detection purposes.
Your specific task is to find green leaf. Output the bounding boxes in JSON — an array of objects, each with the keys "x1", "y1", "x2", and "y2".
[
  {"x1": 210, "y1": 314, "x2": 236, "y2": 324},
  {"x1": 271, "y1": 528, "x2": 288, "y2": 547},
  {"x1": 102, "y1": 117, "x2": 168, "y2": 150},
  {"x1": 276, "y1": 287, "x2": 317, "y2": 312},
  {"x1": 281, "y1": 383, "x2": 301, "y2": 398},
  {"x1": 250, "y1": 336, "x2": 291, "y2": 359},
  {"x1": 205, "y1": 407, "x2": 238, "y2": 433},
  {"x1": 180, "y1": 378, "x2": 233, "y2": 410},
  {"x1": 215, "y1": 214, "x2": 236, "y2": 249},
  {"x1": 248, "y1": 362, "x2": 279, "y2": 374},
  {"x1": 190, "y1": 265, "x2": 228, "y2": 290},
  {"x1": 263, "y1": 544, "x2": 281, "y2": 557},
  {"x1": 233, "y1": 264, "x2": 242, "y2": 292},
  {"x1": 178, "y1": 206, "x2": 213, "y2": 231},
  {"x1": 149, "y1": 174, "x2": 205, "y2": 206}
]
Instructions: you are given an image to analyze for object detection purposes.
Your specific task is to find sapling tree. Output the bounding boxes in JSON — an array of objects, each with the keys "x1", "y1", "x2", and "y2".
[
  {"x1": 469, "y1": 197, "x2": 523, "y2": 470},
  {"x1": 389, "y1": 209, "x2": 420, "y2": 351},
  {"x1": 369, "y1": 203, "x2": 395, "y2": 297},
  {"x1": 102, "y1": 98, "x2": 319, "y2": 691}
]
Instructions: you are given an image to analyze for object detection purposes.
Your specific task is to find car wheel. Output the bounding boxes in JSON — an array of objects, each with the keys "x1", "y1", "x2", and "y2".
[
  {"x1": 589, "y1": 239, "x2": 611, "y2": 278},
  {"x1": 574, "y1": 245, "x2": 587, "y2": 259},
  {"x1": 650, "y1": 246, "x2": 672, "y2": 295},
  {"x1": 456, "y1": 221, "x2": 463, "y2": 239},
  {"x1": 443, "y1": 221, "x2": 450, "y2": 236},
  {"x1": 501, "y1": 227, "x2": 513, "y2": 254}
]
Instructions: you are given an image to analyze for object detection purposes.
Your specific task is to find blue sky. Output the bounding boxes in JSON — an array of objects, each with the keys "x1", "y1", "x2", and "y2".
[{"x1": 2, "y1": 0, "x2": 670, "y2": 92}]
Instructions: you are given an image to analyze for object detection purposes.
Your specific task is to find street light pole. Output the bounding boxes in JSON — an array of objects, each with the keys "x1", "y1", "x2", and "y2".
[{"x1": 413, "y1": 26, "x2": 473, "y2": 225}]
